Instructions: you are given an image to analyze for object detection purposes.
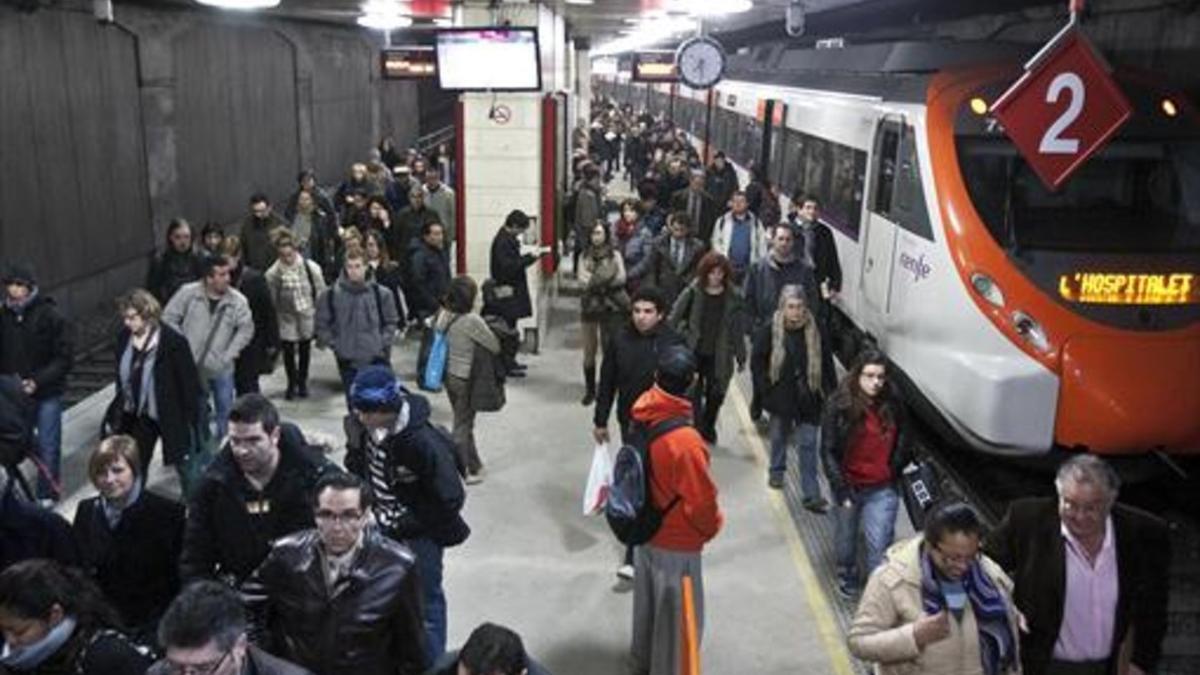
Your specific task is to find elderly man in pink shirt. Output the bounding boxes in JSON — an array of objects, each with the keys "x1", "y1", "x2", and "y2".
[{"x1": 984, "y1": 455, "x2": 1171, "y2": 675}]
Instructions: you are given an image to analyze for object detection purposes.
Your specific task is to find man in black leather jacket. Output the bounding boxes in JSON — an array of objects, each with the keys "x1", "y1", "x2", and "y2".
[{"x1": 243, "y1": 471, "x2": 428, "y2": 675}]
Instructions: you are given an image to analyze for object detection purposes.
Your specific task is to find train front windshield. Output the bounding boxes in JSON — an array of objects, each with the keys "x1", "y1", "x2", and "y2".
[{"x1": 958, "y1": 137, "x2": 1200, "y2": 254}]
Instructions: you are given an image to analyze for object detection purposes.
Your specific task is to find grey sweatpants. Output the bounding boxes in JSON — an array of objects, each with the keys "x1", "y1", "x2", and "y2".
[{"x1": 630, "y1": 544, "x2": 706, "y2": 675}]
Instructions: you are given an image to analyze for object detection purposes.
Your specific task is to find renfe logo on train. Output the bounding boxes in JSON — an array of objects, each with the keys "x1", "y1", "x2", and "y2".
[
  {"x1": 990, "y1": 29, "x2": 1132, "y2": 191},
  {"x1": 898, "y1": 252, "x2": 931, "y2": 282},
  {"x1": 1058, "y1": 272, "x2": 1197, "y2": 305}
]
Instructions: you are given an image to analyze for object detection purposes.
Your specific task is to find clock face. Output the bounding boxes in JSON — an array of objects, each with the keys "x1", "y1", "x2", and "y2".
[{"x1": 676, "y1": 37, "x2": 725, "y2": 89}]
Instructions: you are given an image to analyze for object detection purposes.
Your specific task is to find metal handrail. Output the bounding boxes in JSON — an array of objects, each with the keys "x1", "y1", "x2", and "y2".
[{"x1": 415, "y1": 125, "x2": 455, "y2": 155}]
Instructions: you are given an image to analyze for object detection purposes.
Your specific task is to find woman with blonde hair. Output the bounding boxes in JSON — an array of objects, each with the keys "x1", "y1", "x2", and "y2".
[
  {"x1": 71, "y1": 435, "x2": 184, "y2": 643},
  {"x1": 750, "y1": 284, "x2": 826, "y2": 505},
  {"x1": 265, "y1": 233, "x2": 326, "y2": 399}
]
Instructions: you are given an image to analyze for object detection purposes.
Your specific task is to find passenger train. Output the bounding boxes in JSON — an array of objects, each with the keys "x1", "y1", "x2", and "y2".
[{"x1": 596, "y1": 41, "x2": 1200, "y2": 459}]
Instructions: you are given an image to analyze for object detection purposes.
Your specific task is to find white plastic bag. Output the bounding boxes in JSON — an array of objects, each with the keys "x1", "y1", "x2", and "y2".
[{"x1": 583, "y1": 442, "x2": 613, "y2": 516}]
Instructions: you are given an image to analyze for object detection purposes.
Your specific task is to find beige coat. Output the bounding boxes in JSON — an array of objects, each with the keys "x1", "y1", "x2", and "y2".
[{"x1": 848, "y1": 536, "x2": 1022, "y2": 675}]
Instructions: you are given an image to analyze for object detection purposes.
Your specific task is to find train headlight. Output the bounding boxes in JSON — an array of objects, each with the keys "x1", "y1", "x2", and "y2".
[
  {"x1": 970, "y1": 272, "x2": 1005, "y2": 307},
  {"x1": 1012, "y1": 311, "x2": 1051, "y2": 353}
]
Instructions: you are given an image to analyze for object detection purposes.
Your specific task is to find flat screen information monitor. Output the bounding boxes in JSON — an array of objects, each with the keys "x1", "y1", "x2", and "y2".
[
  {"x1": 436, "y1": 28, "x2": 541, "y2": 91},
  {"x1": 381, "y1": 47, "x2": 437, "y2": 79}
]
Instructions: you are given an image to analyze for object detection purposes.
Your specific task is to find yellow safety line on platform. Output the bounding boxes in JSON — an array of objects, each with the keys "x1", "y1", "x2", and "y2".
[{"x1": 727, "y1": 385, "x2": 857, "y2": 675}]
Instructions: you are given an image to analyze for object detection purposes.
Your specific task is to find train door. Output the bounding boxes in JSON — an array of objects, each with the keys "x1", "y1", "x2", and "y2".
[{"x1": 860, "y1": 115, "x2": 904, "y2": 337}]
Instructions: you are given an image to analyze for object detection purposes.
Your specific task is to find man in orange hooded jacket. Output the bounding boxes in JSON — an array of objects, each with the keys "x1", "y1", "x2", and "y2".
[{"x1": 629, "y1": 346, "x2": 724, "y2": 675}]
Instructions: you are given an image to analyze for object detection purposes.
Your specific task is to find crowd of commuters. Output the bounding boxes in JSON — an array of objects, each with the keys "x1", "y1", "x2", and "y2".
[{"x1": 0, "y1": 98, "x2": 1173, "y2": 675}]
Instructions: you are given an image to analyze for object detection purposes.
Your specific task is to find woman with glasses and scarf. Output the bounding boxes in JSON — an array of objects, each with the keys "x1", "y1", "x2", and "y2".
[
  {"x1": 849, "y1": 501, "x2": 1021, "y2": 675},
  {"x1": 0, "y1": 559, "x2": 155, "y2": 675}
]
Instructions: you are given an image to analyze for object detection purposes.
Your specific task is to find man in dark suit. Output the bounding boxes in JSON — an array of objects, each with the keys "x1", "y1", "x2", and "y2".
[
  {"x1": 489, "y1": 210, "x2": 547, "y2": 375},
  {"x1": 984, "y1": 455, "x2": 1171, "y2": 675},
  {"x1": 671, "y1": 171, "x2": 720, "y2": 244}
]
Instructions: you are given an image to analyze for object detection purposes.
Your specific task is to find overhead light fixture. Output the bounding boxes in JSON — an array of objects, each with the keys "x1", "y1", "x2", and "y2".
[
  {"x1": 564, "y1": 0, "x2": 595, "y2": 4},
  {"x1": 358, "y1": 0, "x2": 412, "y2": 29},
  {"x1": 1161, "y1": 98, "x2": 1178, "y2": 117},
  {"x1": 195, "y1": 0, "x2": 280, "y2": 8},
  {"x1": 593, "y1": 15, "x2": 696, "y2": 57},
  {"x1": 666, "y1": 0, "x2": 751, "y2": 16}
]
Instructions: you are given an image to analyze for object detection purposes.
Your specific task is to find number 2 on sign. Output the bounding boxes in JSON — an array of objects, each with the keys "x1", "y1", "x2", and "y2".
[{"x1": 1039, "y1": 72, "x2": 1084, "y2": 155}]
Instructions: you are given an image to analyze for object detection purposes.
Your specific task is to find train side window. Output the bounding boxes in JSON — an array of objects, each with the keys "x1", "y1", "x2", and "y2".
[
  {"x1": 872, "y1": 124, "x2": 900, "y2": 215},
  {"x1": 892, "y1": 125, "x2": 934, "y2": 240}
]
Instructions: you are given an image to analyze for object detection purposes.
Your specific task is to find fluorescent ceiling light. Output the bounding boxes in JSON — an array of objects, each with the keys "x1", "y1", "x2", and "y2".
[
  {"x1": 593, "y1": 15, "x2": 696, "y2": 57},
  {"x1": 564, "y1": 0, "x2": 595, "y2": 4},
  {"x1": 195, "y1": 0, "x2": 280, "y2": 8},
  {"x1": 666, "y1": 0, "x2": 752, "y2": 16},
  {"x1": 358, "y1": 0, "x2": 412, "y2": 29}
]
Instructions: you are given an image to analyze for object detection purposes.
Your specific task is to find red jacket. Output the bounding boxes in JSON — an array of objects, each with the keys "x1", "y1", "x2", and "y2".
[{"x1": 630, "y1": 385, "x2": 724, "y2": 552}]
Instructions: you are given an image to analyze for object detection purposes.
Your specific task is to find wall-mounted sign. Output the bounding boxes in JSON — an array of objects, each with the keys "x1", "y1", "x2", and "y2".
[
  {"x1": 632, "y1": 51, "x2": 677, "y2": 83},
  {"x1": 381, "y1": 48, "x2": 437, "y2": 80},
  {"x1": 1058, "y1": 272, "x2": 1197, "y2": 305}
]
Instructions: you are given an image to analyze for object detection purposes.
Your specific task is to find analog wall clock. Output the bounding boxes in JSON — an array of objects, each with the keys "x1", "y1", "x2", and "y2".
[{"x1": 675, "y1": 36, "x2": 726, "y2": 90}]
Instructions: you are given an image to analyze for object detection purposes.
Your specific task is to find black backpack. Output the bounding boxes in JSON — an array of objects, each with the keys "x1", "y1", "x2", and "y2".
[{"x1": 605, "y1": 416, "x2": 691, "y2": 546}]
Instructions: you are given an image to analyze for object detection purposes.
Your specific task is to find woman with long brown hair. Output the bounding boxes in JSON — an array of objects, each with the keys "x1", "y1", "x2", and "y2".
[
  {"x1": 668, "y1": 251, "x2": 746, "y2": 443},
  {"x1": 820, "y1": 348, "x2": 913, "y2": 599}
]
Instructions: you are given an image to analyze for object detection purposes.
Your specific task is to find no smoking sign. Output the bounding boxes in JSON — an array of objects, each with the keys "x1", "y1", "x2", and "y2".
[{"x1": 990, "y1": 29, "x2": 1132, "y2": 191}]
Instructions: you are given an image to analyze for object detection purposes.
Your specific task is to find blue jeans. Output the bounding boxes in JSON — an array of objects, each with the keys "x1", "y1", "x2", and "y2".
[
  {"x1": 408, "y1": 536, "x2": 446, "y2": 662},
  {"x1": 30, "y1": 396, "x2": 63, "y2": 500},
  {"x1": 768, "y1": 416, "x2": 821, "y2": 501},
  {"x1": 834, "y1": 485, "x2": 899, "y2": 587},
  {"x1": 206, "y1": 373, "x2": 235, "y2": 441}
]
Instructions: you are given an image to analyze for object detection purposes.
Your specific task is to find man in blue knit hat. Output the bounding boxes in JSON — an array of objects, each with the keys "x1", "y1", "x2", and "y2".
[{"x1": 344, "y1": 364, "x2": 469, "y2": 664}]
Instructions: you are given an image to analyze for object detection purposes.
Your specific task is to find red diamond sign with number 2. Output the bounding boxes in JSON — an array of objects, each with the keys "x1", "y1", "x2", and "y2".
[{"x1": 990, "y1": 29, "x2": 1133, "y2": 191}]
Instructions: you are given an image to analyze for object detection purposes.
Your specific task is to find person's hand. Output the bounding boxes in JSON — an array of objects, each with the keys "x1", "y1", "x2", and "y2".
[
  {"x1": 913, "y1": 611, "x2": 951, "y2": 648},
  {"x1": 21, "y1": 379, "x2": 37, "y2": 396},
  {"x1": 593, "y1": 427, "x2": 610, "y2": 444}
]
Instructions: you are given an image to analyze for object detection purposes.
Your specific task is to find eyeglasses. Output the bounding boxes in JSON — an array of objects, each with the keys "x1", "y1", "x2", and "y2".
[
  {"x1": 166, "y1": 648, "x2": 231, "y2": 675},
  {"x1": 931, "y1": 544, "x2": 979, "y2": 567},
  {"x1": 1059, "y1": 496, "x2": 1109, "y2": 518},
  {"x1": 315, "y1": 509, "x2": 364, "y2": 525}
]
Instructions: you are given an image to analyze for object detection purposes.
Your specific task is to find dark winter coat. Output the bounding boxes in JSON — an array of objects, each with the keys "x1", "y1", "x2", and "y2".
[
  {"x1": 71, "y1": 490, "x2": 184, "y2": 635},
  {"x1": 750, "y1": 323, "x2": 821, "y2": 423},
  {"x1": 649, "y1": 235, "x2": 705, "y2": 305},
  {"x1": 787, "y1": 214, "x2": 843, "y2": 293},
  {"x1": 148, "y1": 646, "x2": 313, "y2": 675},
  {"x1": 984, "y1": 498, "x2": 1171, "y2": 675},
  {"x1": 593, "y1": 322, "x2": 686, "y2": 432},
  {"x1": 243, "y1": 527, "x2": 428, "y2": 675},
  {"x1": 233, "y1": 266, "x2": 281, "y2": 380},
  {"x1": 408, "y1": 241, "x2": 452, "y2": 321},
  {"x1": 145, "y1": 249, "x2": 204, "y2": 304},
  {"x1": 240, "y1": 214, "x2": 290, "y2": 272},
  {"x1": 668, "y1": 281, "x2": 746, "y2": 395},
  {"x1": 112, "y1": 325, "x2": 202, "y2": 465},
  {"x1": 180, "y1": 423, "x2": 335, "y2": 584},
  {"x1": 0, "y1": 292, "x2": 73, "y2": 400},
  {"x1": 7, "y1": 626, "x2": 155, "y2": 675},
  {"x1": 344, "y1": 392, "x2": 469, "y2": 547},
  {"x1": 819, "y1": 397, "x2": 913, "y2": 503},
  {"x1": 489, "y1": 228, "x2": 538, "y2": 324},
  {"x1": 706, "y1": 163, "x2": 739, "y2": 211},
  {"x1": 743, "y1": 256, "x2": 818, "y2": 331},
  {"x1": 670, "y1": 187, "x2": 720, "y2": 242},
  {"x1": 0, "y1": 485, "x2": 78, "y2": 569},
  {"x1": 394, "y1": 206, "x2": 442, "y2": 266},
  {"x1": 284, "y1": 188, "x2": 338, "y2": 227}
]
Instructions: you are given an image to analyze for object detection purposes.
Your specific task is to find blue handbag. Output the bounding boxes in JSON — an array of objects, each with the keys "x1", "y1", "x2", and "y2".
[{"x1": 421, "y1": 314, "x2": 461, "y2": 392}]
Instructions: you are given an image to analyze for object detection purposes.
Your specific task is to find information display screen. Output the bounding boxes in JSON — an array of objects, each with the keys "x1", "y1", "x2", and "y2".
[
  {"x1": 381, "y1": 48, "x2": 437, "y2": 79},
  {"x1": 633, "y1": 51, "x2": 678, "y2": 83},
  {"x1": 436, "y1": 28, "x2": 541, "y2": 91}
]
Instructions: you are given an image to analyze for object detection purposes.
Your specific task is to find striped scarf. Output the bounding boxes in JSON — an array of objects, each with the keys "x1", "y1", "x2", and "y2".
[{"x1": 920, "y1": 547, "x2": 1016, "y2": 675}]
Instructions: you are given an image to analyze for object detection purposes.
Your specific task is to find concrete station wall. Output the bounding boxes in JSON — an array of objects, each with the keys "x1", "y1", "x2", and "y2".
[{"x1": 0, "y1": 3, "x2": 420, "y2": 328}]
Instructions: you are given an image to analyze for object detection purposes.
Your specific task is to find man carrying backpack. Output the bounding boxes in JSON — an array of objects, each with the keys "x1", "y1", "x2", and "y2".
[
  {"x1": 628, "y1": 346, "x2": 723, "y2": 675},
  {"x1": 314, "y1": 249, "x2": 399, "y2": 407},
  {"x1": 343, "y1": 364, "x2": 469, "y2": 664},
  {"x1": 593, "y1": 285, "x2": 685, "y2": 580}
]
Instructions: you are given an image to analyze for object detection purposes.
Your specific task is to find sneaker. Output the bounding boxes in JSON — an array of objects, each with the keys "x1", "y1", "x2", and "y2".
[
  {"x1": 768, "y1": 475, "x2": 784, "y2": 490},
  {"x1": 836, "y1": 579, "x2": 858, "y2": 601},
  {"x1": 465, "y1": 472, "x2": 484, "y2": 485},
  {"x1": 581, "y1": 391, "x2": 595, "y2": 406},
  {"x1": 802, "y1": 497, "x2": 830, "y2": 514},
  {"x1": 616, "y1": 564, "x2": 635, "y2": 581}
]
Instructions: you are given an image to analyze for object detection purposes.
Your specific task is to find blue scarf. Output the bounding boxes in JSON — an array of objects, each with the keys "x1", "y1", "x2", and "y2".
[{"x1": 920, "y1": 547, "x2": 1015, "y2": 675}]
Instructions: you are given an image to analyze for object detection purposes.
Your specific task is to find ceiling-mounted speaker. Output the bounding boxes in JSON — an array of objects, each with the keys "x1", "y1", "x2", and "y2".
[{"x1": 94, "y1": 0, "x2": 113, "y2": 23}]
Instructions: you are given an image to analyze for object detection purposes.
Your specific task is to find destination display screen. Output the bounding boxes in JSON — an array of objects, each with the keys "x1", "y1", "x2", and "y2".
[
  {"x1": 381, "y1": 48, "x2": 436, "y2": 79},
  {"x1": 633, "y1": 52, "x2": 678, "y2": 83},
  {"x1": 1058, "y1": 272, "x2": 1198, "y2": 305}
]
